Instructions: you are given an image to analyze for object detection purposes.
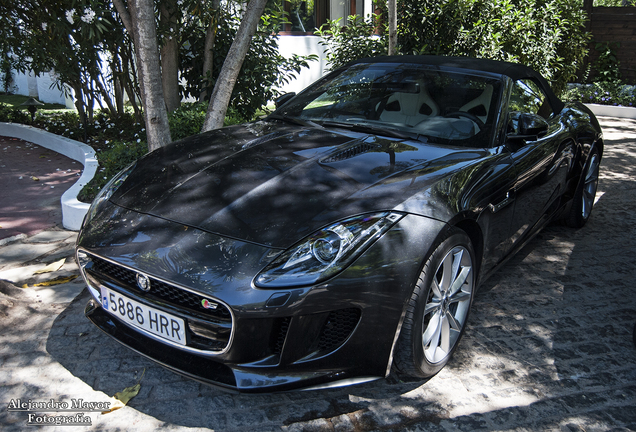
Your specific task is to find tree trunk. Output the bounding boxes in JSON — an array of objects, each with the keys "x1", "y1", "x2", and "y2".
[
  {"x1": 200, "y1": 0, "x2": 222, "y2": 102},
  {"x1": 71, "y1": 82, "x2": 86, "y2": 125},
  {"x1": 160, "y1": 0, "x2": 181, "y2": 112},
  {"x1": 120, "y1": 44, "x2": 143, "y2": 122},
  {"x1": 114, "y1": 0, "x2": 172, "y2": 151},
  {"x1": 93, "y1": 67, "x2": 118, "y2": 117},
  {"x1": 387, "y1": 0, "x2": 397, "y2": 55},
  {"x1": 202, "y1": 0, "x2": 268, "y2": 132}
]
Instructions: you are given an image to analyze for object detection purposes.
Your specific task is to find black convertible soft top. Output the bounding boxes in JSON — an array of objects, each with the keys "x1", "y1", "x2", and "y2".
[{"x1": 351, "y1": 55, "x2": 565, "y2": 113}]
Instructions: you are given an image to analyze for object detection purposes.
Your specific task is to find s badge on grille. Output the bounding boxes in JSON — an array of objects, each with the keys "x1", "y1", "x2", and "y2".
[
  {"x1": 201, "y1": 299, "x2": 218, "y2": 310},
  {"x1": 136, "y1": 273, "x2": 151, "y2": 292}
]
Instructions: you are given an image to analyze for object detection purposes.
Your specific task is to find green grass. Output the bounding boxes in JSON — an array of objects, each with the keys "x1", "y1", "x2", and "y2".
[{"x1": 0, "y1": 93, "x2": 67, "y2": 110}]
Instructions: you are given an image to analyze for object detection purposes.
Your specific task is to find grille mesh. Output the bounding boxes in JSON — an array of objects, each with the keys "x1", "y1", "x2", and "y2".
[
  {"x1": 317, "y1": 308, "x2": 361, "y2": 352},
  {"x1": 89, "y1": 255, "x2": 231, "y2": 321},
  {"x1": 273, "y1": 317, "x2": 291, "y2": 355}
]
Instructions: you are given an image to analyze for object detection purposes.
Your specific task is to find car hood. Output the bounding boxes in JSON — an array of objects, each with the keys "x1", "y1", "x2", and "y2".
[{"x1": 112, "y1": 121, "x2": 486, "y2": 248}]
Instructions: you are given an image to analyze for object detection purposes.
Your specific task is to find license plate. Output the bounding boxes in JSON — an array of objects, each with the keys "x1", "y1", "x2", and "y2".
[{"x1": 100, "y1": 287, "x2": 186, "y2": 345}]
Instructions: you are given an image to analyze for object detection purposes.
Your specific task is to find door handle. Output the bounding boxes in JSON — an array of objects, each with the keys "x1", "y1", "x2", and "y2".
[{"x1": 489, "y1": 192, "x2": 514, "y2": 213}]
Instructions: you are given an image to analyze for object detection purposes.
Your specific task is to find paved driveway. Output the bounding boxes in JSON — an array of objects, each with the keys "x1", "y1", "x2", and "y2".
[
  {"x1": 0, "y1": 136, "x2": 82, "y2": 241},
  {"x1": 1, "y1": 117, "x2": 635, "y2": 431}
]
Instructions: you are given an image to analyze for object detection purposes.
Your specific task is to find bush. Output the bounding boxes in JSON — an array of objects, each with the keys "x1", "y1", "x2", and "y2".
[
  {"x1": 563, "y1": 39, "x2": 634, "y2": 107},
  {"x1": 77, "y1": 139, "x2": 147, "y2": 202},
  {"x1": 419, "y1": 0, "x2": 589, "y2": 95},
  {"x1": 564, "y1": 82, "x2": 635, "y2": 107},
  {"x1": 169, "y1": 103, "x2": 208, "y2": 141},
  {"x1": 168, "y1": 103, "x2": 248, "y2": 141},
  {"x1": 318, "y1": 0, "x2": 590, "y2": 96},
  {"x1": 0, "y1": 103, "x2": 32, "y2": 124},
  {"x1": 315, "y1": 14, "x2": 388, "y2": 70},
  {"x1": 180, "y1": 7, "x2": 317, "y2": 121}
]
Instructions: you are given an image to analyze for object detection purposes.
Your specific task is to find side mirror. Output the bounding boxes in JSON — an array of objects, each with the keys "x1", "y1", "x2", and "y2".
[
  {"x1": 507, "y1": 112, "x2": 549, "y2": 142},
  {"x1": 274, "y1": 92, "x2": 296, "y2": 109}
]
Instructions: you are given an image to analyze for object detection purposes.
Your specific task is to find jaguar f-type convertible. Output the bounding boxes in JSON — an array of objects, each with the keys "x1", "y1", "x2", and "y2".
[{"x1": 77, "y1": 55, "x2": 602, "y2": 392}]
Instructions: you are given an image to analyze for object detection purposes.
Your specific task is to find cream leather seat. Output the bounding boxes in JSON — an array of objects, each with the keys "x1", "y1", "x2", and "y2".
[
  {"x1": 459, "y1": 84, "x2": 493, "y2": 124},
  {"x1": 379, "y1": 83, "x2": 439, "y2": 126}
]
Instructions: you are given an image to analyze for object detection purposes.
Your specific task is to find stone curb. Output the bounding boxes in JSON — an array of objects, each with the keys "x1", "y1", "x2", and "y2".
[
  {"x1": 584, "y1": 103, "x2": 636, "y2": 119},
  {"x1": 0, "y1": 122, "x2": 98, "y2": 231}
]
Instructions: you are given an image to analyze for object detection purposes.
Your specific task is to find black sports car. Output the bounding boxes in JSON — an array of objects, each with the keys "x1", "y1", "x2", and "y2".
[{"x1": 77, "y1": 56, "x2": 603, "y2": 392}]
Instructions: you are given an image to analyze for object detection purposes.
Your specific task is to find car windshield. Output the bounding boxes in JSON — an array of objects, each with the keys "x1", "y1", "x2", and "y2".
[{"x1": 274, "y1": 62, "x2": 503, "y2": 147}]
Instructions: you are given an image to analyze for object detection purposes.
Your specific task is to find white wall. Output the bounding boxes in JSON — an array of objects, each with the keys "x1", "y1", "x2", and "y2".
[
  {"x1": 36, "y1": 71, "x2": 74, "y2": 108},
  {"x1": 276, "y1": 35, "x2": 328, "y2": 95},
  {"x1": 11, "y1": 69, "x2": 74, "y2": 108},
  {"x1": 12, "y1": 70, "x2": 37, "y2": 97}
]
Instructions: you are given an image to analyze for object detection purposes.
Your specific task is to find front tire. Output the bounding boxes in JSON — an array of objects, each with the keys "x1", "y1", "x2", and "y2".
[{"x1": 394, "y1": 228, "x2": 476, "y2": 378}]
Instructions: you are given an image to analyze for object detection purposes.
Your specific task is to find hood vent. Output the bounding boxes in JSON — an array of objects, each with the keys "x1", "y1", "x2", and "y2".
[{"x1": 320, "y1": 142, "x2": 382, "y2": 163}]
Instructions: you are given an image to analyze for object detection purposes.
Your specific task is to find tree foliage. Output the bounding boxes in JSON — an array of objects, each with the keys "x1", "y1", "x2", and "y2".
[
  {"x1": 318, "y1": 0, "x2": 590, "y2": 95},
  {"x1": 181, "y1": 2, "x2": 317, "y2": 122},
  {"x1": 2, "y1": 0, "x2": 315, "y2": 149},
  {"x1": 315, "y1": 14, "x2": 388, "y2": 71},
  {"x1": 1, "y1": 0, "x2": 140, "y2": 123}
]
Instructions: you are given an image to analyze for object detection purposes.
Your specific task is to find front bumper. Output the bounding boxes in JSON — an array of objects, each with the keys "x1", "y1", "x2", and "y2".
[
  {"x1": 84, "y1": 299, "x2": 371, "y2": 392},
  {"x1": 77, "y1": 206, "x2": 445, "y2": 391}
]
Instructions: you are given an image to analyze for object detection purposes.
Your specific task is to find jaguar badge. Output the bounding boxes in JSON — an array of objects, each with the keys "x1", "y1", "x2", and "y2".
[{"x1": 136, "y1": 273, "x2": 151, "y2": 292}]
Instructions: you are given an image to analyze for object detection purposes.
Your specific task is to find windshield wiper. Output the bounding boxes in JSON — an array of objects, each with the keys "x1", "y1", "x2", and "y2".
[
  {"x1": 267, "y1": 114, "x2": 323, "y2": 129},
  {"x1": 320, "y1": 120, "x2": 428, "y2": 143}
]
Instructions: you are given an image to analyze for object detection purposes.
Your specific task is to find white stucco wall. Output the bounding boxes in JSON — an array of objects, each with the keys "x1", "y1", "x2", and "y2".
[
  {"x1": 277, "y1": 35, "x2": 328, "y2": 95},
  {"x1": 36, "y1": 71, "x2": 74, "y2": 107},
  {"x1": 11, "y1": 69, "x2": 74, "y2": 108},
  {"x1": 11, "y1": 70, "x2": 37, "y2": 97}
]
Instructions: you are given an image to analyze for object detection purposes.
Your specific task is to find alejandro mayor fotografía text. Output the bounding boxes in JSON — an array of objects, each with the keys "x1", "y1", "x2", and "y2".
[{"x1": 7, "y1": 398, "x2": 113, "y2": 426}]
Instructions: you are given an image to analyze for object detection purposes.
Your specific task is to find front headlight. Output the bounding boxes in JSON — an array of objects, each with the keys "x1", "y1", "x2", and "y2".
[
  {"x1": 254, "y1": 212, "x2": 404, "y2": 288},
  {"x1": 83, "y1": 162, "x2": 136, "y2": 227}
]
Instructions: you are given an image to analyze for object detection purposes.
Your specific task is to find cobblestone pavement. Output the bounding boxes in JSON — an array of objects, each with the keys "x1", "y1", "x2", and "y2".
[{"x1": 1, "y1": 117, "x2": 635, "y2": 431}]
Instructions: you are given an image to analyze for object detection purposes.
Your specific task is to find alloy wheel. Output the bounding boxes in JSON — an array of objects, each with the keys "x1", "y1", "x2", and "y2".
[{"x1": 421, "y1": 245, "x2": 473, "y2": 364}]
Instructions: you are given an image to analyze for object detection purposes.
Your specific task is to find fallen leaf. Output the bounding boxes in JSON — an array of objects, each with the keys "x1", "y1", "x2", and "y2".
[
  {"x1": 30, "y1": 275, "x2": 78, "y2": 287},
  {"x1": 31, "y1": 176, "x2": 39, "y2": 181},
  {"x1": 101, "y1": 384, "x2": 141, "y2": 414},
  {"x1": 102, "y1": 369, "x2": 145, "y2": 414},
  {"x1": 33, "y1": 258, "x2": 66, "y2": 275}
]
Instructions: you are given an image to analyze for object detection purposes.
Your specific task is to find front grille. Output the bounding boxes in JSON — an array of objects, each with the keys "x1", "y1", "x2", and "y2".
[
  {"x1": 89, "y1": 255, "x2": 231, "y2": 321},
  {"x1": 317, "y1": 308, "x2": 361, "y2": 352},
  {"x1": 85, "y1": 253, "x2": 232, "y2": 351}
]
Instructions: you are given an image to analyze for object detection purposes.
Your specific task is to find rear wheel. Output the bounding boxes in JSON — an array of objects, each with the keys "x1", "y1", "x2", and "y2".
[
  {"x1": 393, "y1": 228, "x2": 476, "y2": 378},
  {"x1": 566, "y1": 148, "x2": 600, "y2": 228}
]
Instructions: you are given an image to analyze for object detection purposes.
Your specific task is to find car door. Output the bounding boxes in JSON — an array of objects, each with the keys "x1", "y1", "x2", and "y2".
[{"x1": 506, "y1": 79, "x2": 572, "y2": 247}]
